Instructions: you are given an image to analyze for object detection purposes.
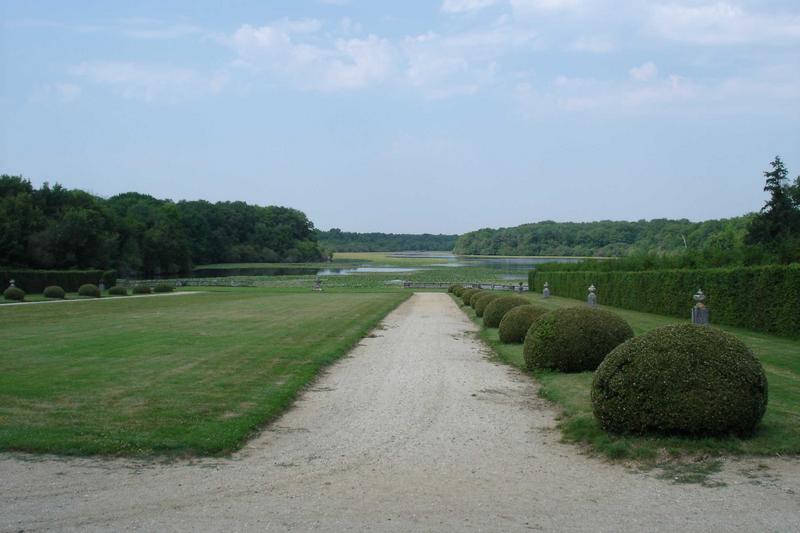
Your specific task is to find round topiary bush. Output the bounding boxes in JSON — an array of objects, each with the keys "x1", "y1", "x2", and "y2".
[
  {"x1": 3, "y1": 287, "x2": 25, "y2": 301},
  {"x1": 452, "y1": 285, "x2": 465, "y2": 297},
  {"x1": 153, "y1": 284, "x2": 174, "y2": 293},
  {"x1": 468, "y1": 290, "x2": 488, "y2": 308},
  {"x1": 78, "y1": 283, "x2": 101, "y2": 298},
  {"x1": 483, "y1": 296, "x2": 530, "y2": 328},
  {"x1": 43, "y1": 285, "x2": 65, "y2": 299},
  {"x1": 132, "y1": 286, "x2": 152, "y2": 295},
  {"x1": 108, "y1": 286, "x2": 128, "y2": 296},
  {"x1": 592, "y1": 324, "x2": 768, "y2": 437},
  {"x1": 523, "y1": 307, "x2": 634, "y2": 372},
  {"x1": 448, "y1": 284, "x2": 461, "y2": 294},
  {"x1": 498, "y1": 305, "x2": 549, "y2": 343},
  {"x1": 474, "y1": 292, "x2": 502, "y2": 317},
  {"x1": 461, "y1": 288, "x2": 480, "y2": 305}
]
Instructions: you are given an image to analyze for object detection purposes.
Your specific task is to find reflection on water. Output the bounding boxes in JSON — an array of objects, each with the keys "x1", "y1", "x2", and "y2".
[
  {"x1": 393, "y1": 251, "x2": 584, "y2": 269},
  {"x1": 136, "y1": 252, "x2": 585, "y2": 280}
]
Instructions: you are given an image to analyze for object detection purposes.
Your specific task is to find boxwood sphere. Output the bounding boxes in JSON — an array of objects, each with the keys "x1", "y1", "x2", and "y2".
[
  {"x1": 3, "y1": 287, "x2": 25, "y2": 301},
  {"x1": 108, "y1": 286, "x2": 128, "y2": 296},
  {"x1": 592, "y1": 324, "x2": 768, "y2": 437},
  {"x1": 132, "y1": 285, "x2": 152, "y2": 295},
  {"x1": 498, "y1": 305, "x2": 549, "y2": 343},
  {"x1": 461, "y1": 288, "x2": 480, "y2": 305},
  {"x1": 524, "y1": 307, "x2": 634, "y2": 372},
  {"x1": 483, "y1": 296, "x2": 530, "y2": 328},
  {"x1": 78, "y1": 283, "x2": 101, "y2": 298},
  {"x1": 154, "y1": 284, "x2": 174, "y2": 293},
  {"x1": 43, "y1": 285, "x2": 66, "y2": 299},
  {"x1": 448, "y1": 284, "x2": 461, "y2": 294},
  {"x1": 474, "y1": 293, "x2": 502, "y2": 317},
  {"x1": 468, "y1": 290, "x2": 488, "y2": 307}
]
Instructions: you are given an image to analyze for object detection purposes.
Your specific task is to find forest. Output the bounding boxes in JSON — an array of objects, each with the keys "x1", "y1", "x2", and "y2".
[
  {"x1": 317, "y1": 228, "x2": 457, "y2": 252},
  {"x1": 455, "y1": 157, "x2": 800, "y2": 267},
  {"x1": 0, "y1": 176, "x2": 323, "y2": 275}
]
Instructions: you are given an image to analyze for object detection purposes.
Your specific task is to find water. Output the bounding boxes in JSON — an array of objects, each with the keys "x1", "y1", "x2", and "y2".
[{"x1": 131, "y1": 252, "x2": 585, "y2": 280}]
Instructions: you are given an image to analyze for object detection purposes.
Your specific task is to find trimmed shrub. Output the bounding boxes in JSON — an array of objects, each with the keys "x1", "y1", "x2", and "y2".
[
  {"x1": 466, "y1": 290, "x2": 485, "y2": 307},
  {"x1": 0, "y1": 269, "x2": 109, "y2": 293},
  {"x1": 499, "y1": 305, "x2": 549, "y2": 343},
  {"x1": 524, "y1": 307, "x2": 634, "y2": 372},
  {"x1": 78, "y1": 283, "x2": 101, "y2": 298},
  {"x1": 461, "y1": 288, "x2": 481, "y2": 305},
  {"x1": 43, "y1": 286, "x2": 66, "y2": 299},
  {"x1": 3, "y1": 287, "x2": 25, "y2": 301},
  {"x1": 592, "y1": 324, "x2": 768, "y2": 437},
  {"x1": 474, "y1": 293, "x2": 502, "y2": 317},
  {"x1": 132, "y1": 286, "x2": 152, "y2": 295},
  {"x1": 108, "y1": 286, "x2": 128, "y2": 296},
  {"x1": 452, "y1": 285, "x2": 465, "y2": 297},
  {"x1": 483, "y1": 296, "x2": 530, "y2": 328},
  {"x1": 448, "y1": 284, "x2": 461, "y2": 294},
  {"x1": 154, "y1": 284, "x2": 174, "y2": 293},
  {"x1": 529, "y1": 265, "x2": 800, "y2": 338}
]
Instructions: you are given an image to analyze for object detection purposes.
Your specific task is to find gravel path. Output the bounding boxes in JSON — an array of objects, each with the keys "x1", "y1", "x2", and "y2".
[{"x1": 2, "y1": 292, "x2": 798, "y2": 532}]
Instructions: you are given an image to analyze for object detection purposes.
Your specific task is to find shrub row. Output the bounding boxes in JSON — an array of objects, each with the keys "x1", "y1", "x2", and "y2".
[
  {"x1": 0, "y1": 269, "x2": 116, "y2": 293},
  {"x1": 529, "y1": 264, "x2": 800, "y2": 337}
]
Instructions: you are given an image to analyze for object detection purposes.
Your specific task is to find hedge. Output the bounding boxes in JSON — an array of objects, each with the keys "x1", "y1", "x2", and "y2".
[
  {"x1": 0, "y1": 269, "x2": 116, "y2": 293},
  {"x1": 530, "y1": 265, "x2": 800, "y2": 337}
]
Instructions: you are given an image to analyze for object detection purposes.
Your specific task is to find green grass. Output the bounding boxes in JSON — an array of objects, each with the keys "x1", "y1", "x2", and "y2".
[
  {"x1": 0, "y1": 287, "x2": 409, "y2": 456},
  {"x1": 458, "y1": 293, "x2": 800, "y2": 461}
]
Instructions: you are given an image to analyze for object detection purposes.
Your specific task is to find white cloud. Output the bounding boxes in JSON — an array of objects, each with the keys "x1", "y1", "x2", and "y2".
[
  {"x1": 29, "y1": 82, "x2": 82, "y2": 103},
  {"x1": 53, "y1": 82, "x2": 82, "y2": 102},
  {"x1": 570, "y1": 35, "x2": 615, "y2": 53},
  {"x1": 511, "y1": 0, "x2": 583, "y2": 13},
  {"x1": 71, "y1": 62, "x2": 228, "y2": 101},
  {"x1": 648, "y1": 2, "x2": 800, "y2": 45},
  {"x1": 441, "y1": 0, "x2": 502, "y2": 13},
  {"x1": 231, "y1": 21, "x2": 396, "y2": 91},
  {"x1": 402, "y1": 23, "x2": 536, "y2": 97},
  {"x1": 629, "y1": 61, "x2": 658, "y2": 82}
]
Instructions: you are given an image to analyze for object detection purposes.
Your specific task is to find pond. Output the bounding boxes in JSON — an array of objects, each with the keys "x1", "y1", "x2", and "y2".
[{"x1": 128, "y1": 252, "x2": 588, "y2": 280}]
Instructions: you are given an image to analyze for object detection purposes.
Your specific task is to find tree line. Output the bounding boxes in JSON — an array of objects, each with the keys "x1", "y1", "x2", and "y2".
[
  {"x1": 455, "y1": 157, "x2": 800, "y2": 267},
  {"x1": 317, "y1": 228, "x2": 457, "y2": 252},
  {"x1": 0, "y1": 176, "x2": 324, "y2": 275}
]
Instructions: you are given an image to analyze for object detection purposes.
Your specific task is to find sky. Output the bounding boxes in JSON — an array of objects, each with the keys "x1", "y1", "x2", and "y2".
[{"x1": 1, "y1": 0, "x2": 798, "y2": 234}]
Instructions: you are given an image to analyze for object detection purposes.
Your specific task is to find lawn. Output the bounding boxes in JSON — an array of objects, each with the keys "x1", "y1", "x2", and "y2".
[
  {"x1": 0, "y1": 288, "x2": 409, "y2": 456},
  {"x1": 458, "y1": 293, "x2": 800, "y2": 460}
]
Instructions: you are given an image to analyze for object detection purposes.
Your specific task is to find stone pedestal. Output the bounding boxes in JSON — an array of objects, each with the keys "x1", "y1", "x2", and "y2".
[
  {"x1": 587, "y1": 284, "x2": 597, "y2": 308},
  {"x1": 542, "y1": 282, "x2": 550, "y2": 299}
]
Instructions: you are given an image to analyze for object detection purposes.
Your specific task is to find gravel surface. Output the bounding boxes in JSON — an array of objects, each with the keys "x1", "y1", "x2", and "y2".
[{"x1": 2, "y1": 292, "x2": 798, "y2": 532}]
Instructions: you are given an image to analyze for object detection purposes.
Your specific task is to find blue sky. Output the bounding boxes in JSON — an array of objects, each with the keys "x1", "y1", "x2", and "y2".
[{"x1": 1, "y1": 0, "x2": 798, "y2": 233}]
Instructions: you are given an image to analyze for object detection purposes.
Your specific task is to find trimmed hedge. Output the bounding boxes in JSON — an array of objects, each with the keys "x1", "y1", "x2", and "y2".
[
  {"x1": 43, "y1": 286, "x2": 66, "y2": 299},
  {"x1": 474, "y1": 293, "x2": 502, "y2": 317},
  {"x1": 448, "y1": 284, "x2": 462, "y2": 294},
  {"x1": 452, "y1": 286, "x2": 465, "y2": 297},
  {"x1": 498, "y1": 305, "x2": 549, "y2": 343},
  {"x1": 3, "y1": 287, "x2": 25, "y2": 301},
  {"x1": 132, "y1": 286, "x2": 152, "y2": 295},
  {"x1": 461, "y1": 288, "x2": 481, "y2": 305},
  {"x1": 530, "y1": 265, "x2": 800, "y2": 338},
  {"x1": 468, "y1": 290, "x2": 488, "y2": 308},
  {"x1": 592, "y1": 324, "x2": 768, "y2": 436},
  {"x1": 154, "y1": 284, "x2": 174, "y2": 293},
  {"x1": 108, "y1": 286, "x2": 128, "y2": 296},
  {"x1": 78, "y1": 284, "x2": 101, "y2": 298},
  {"x1": 483, "y1": 296, "x2": 529, "y2": 328},
  {"x1": 0, "y1": 269, "x2": 115, "y2": 293},
  {"x1": 524, "y1": 307, "x2": 634, "y2": 372}
]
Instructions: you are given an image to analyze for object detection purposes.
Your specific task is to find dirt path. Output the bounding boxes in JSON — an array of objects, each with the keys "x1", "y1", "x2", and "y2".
[{"x1": 2, "y1": 293, "x2": 798, "y2": 532}]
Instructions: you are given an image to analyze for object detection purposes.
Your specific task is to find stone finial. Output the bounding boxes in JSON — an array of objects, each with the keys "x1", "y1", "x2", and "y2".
[
  {"x1": 587, "y1": 284, "x2": 597, "y2": 307},
  {"x1": 9, "y1": 279, "x2": 15, "y2": 288},
  {"x1": 692, "y1": 289, "x2": 709, "y2": 325}
]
